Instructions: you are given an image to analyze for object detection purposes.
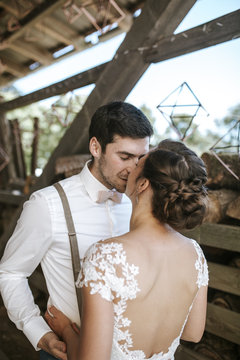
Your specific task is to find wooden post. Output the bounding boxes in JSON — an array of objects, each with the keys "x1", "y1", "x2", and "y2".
[
  {"x1": 0, "y1": 112, "x2": 17, "y2": 188},
  {"x1": 31, "y1": 117, "x2": 39, "y2": 176}
]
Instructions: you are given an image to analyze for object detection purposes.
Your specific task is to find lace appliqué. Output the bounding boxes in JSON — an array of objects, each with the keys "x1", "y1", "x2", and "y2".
[
  {"x1": 76, "y1": 240, "x2": 208, "y2": 360},
  {"x1": 191, "y1": 240, "x2": 209, "y2": 288},
  {"x1": 76, "y1": 242, "x2": 141, "y2": 356}
]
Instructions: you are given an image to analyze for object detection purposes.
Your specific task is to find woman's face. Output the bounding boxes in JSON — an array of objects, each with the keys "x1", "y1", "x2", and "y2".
[{"x1": 125, "y1": 154, "x2": 147, "y2": 198}]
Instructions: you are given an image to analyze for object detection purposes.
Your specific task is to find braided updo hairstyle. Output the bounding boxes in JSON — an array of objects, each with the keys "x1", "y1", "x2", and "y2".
[{"x1": 142, "y1": 140, "x2": 208, "y2": 231}]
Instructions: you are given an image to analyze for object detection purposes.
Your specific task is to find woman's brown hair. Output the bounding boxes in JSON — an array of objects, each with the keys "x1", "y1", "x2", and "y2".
[{"x1": 142, "y1": 140, "x2": 208, "y2": 230}]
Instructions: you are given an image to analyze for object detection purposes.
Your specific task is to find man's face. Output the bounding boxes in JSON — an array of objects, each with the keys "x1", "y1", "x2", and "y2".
[{"x1": 91, "y1": 135, "x2": 150, "y2": 193}]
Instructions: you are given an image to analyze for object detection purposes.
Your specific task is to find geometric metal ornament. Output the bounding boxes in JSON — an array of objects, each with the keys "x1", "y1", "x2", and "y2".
[
  {"x1": 209, "y1": 118, "x2": 240, "y2": 181},
  {"x1": 157, "y1": 82, "x2": 209, "y2": 141},
  {"x1": 63, "y1": 0, "x2": 126, "y2": 34}
]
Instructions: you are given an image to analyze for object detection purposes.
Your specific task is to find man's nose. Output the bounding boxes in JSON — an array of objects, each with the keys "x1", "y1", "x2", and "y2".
[{"x1": 127, "y1": 158, "x2": 138, "y2": 172}]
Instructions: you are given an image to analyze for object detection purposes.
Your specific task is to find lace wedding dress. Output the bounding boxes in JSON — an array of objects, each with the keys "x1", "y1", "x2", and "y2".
[{"x1": 76, "y1": 239, "x2": 208, "y2": 360}]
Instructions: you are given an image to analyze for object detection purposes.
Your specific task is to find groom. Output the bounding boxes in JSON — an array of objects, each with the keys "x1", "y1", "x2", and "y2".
[{"x1": 0, "y1": 101, "x2": 153, "y2": 360}]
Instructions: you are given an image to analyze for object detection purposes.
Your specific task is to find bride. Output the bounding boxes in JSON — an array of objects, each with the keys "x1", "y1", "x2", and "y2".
[{"x1": 45, "y1": 139, "x2": 209, "y2": 360}]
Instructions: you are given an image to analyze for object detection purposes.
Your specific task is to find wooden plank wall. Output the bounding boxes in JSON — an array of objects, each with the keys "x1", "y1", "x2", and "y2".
[{"x1": 176, "y1": 223, "x2": 240, "y2": 359}]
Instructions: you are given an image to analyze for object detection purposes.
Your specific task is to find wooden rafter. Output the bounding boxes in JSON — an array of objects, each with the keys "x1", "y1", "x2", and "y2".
[
  {"x1": 0, "y1": 62, "x2": 108, "y2": 112},
  {"x1": 0, "y1": 55, "x2": 29, "y2": 77},
  {"x1": 144, "y1": 9, "x2": 240, "y2": 63},
  {"x1": 0, "y1": 0, "x2": 67, "y2": 47},
  {"x1": 34, "y1": 22, "x2": 74, "y2": 48},
  {"x1": 8, "y1": 40, "x2": 52, "y2": 65}
]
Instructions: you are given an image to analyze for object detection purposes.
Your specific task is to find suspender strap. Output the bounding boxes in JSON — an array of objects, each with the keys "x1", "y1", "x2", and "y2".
[{"x1": 53, "y1": 182, "x2": 82, "y2": 317}]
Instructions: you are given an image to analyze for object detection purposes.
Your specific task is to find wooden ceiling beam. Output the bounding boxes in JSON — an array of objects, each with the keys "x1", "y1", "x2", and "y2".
[
  {"x1": 0, "y1": 0, "x2": 24, "y2": 17},
  {"x1": 0, "y1": 62, "x2": 108, "y2": 112},
  {"x1": 0, "y1": 0, "x2": 66, "y2": 46},
  {"x1": 144, "y1": 10, "x2": 240, "y2": 63},
  {"x1": 34, "y1": 22, "x2": 74, "y2": 47},
  {"x1": 9, "y1": 40, "x2": 52, "y2": 65},
  {"x1": 0, "y1": 55, "x2": 29, "y2": 77}
]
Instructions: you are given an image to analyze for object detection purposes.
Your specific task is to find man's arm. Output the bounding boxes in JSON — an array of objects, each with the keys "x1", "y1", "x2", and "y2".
[
  {"x1": 0, "y1": 192, "x2": 66, "y2": 359},
  {"x1": 45, "y1": 285, "x2": 114, "y2": 360}
]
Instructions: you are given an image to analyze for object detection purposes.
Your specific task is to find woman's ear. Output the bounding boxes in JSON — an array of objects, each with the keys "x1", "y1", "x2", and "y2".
[
  {"x1": 137, "y1": 178, "x2": 150, "y2": 195},
  {"x1": 89, "y1": 137, "x2": 101, "y2": 158}
]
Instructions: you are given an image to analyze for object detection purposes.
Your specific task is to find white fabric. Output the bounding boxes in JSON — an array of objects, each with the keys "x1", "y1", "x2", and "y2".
[
  {"x1": 77, "y1": 239, "x2": 209, "y2": 360},
  {"x1": 0, "y1": 161, "x2": 132, "y2": 350}
]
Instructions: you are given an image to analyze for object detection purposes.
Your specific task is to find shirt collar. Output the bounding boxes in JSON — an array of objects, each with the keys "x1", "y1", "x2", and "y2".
[{"x1": 80, "y1": 160, "x2": 110, "y2": 202}]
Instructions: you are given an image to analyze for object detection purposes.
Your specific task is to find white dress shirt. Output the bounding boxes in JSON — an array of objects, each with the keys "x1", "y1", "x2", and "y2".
[{"x1": 0, "y1": 161, "x2": 132, "y2": 350}]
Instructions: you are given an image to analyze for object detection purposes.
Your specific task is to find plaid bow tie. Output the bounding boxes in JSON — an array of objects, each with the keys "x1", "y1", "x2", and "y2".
[{"x1": 97, "y1": 190, "x2": 123, "y2": 204}]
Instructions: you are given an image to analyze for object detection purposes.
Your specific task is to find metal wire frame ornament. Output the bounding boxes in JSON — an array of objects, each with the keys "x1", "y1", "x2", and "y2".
[
  {"x1": 157, "y1": 82, "x2": 209, "y2": 141},
  {"x1": 44, "y1": 92, "x2": 83, "y2": 127},
  {"x1": 209, "y1": 118, "x2": 240, "y2": 181},
  {"x1": 62, "y1": 0, "x2": 125, "y2": 34}
]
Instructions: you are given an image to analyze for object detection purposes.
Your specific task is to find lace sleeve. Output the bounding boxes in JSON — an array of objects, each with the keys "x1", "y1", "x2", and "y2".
[
  {"x1": 192, "y1": 240, "x2": 209, "y2": 288},
  {"x1": 75, "y1": 241, "x2": 139, "y2": 302}
]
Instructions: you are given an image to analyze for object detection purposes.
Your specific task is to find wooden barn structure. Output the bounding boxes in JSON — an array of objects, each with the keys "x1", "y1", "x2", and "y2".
[{"x1": 0, "y1": 1, "x2": 240, "y2": 359}]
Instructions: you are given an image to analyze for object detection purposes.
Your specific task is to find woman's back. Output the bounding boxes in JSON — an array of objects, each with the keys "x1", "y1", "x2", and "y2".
[{"x1": 78, "y1": 229, "x2": 208, "y2": 359}]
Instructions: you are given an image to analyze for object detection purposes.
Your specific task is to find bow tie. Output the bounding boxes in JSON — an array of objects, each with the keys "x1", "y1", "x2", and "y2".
[{"x1": 97, "y1": 190, "x2": 123, "y2": 204}]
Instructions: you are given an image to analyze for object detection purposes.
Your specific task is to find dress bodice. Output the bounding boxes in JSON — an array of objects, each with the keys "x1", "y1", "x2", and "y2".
[{"x1": 76, "y1": 240, "x2": 208, "y2": 360}]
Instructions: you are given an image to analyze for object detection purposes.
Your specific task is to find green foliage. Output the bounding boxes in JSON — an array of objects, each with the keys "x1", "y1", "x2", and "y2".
[{"x1": 2, "y1": 90, "x2": 85, "y2": 175}]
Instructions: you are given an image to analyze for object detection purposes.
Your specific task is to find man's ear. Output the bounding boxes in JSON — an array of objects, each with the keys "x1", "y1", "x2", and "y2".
[
  {"x1": 137, "y1": 178, "x2": 150, "y2": 194},
  {"x1": 89, "y1": 137, "x2": 101, "y2": 158}
]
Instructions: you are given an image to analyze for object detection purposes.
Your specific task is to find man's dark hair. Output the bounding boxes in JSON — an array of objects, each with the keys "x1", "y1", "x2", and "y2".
[{"x1": 89, "y1": 101, "x2": 153, "y2": 152}]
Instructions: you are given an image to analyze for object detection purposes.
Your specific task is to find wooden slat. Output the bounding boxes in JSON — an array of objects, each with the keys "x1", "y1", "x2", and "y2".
[
  {"x1": 0, "y1": 0, "x2": 66, "y2": 46},
  {"x1": 35, "y1": 22, "x2": 73, "y2": 47},
  {"x1": 206, "y1": 303, "x2": 240, "y2": 345},
  {"x1": 208, "y1": 262, "x2": 240, "y2": 296},
  {"x1": 176, "y1": 345, "x2": 212, "y2": 360},
  {"x1": 0, "y1": 190, "x2": 26, "y2": 205},
  {"x1": 144, "y1": 10, "x2": 240, "y2": 63},
  {"x1": 200, "y1": 223, "x2": 240, "y2": 253},
  {"x1": 182, "y1": 223, "x2": 240, "y2": 253},
  {"x1": 0, "y1": 62, "x2": 107, "y2": 112},
  {"x1": 0, "y1": 55, "x2": 29, "y2": 77},
  {"x1": 9, "y1": 40, "x2": 52, "y2": 65}
]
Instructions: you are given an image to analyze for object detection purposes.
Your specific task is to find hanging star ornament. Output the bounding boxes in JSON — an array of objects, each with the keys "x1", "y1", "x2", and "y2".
[{"x1": 157, "y1": 82, "x2": 209, "y2": 141}]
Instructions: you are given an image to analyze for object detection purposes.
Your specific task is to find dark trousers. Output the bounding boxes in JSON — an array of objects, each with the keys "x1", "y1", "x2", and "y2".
[{"x1": 39, "y1": 350, "x2": 59, "y2": 360}]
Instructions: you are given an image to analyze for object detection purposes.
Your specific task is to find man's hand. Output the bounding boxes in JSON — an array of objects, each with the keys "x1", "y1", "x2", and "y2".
[{"x1": 37, "y1": 331, "x2": 67, "y2": 360}]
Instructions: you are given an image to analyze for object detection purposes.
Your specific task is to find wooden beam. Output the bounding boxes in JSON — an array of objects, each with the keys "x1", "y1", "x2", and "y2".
[
  {"x1": 8, "y1": 40, "x2": 52, "y2": 65},
  {"x1": 182, "y1": 223, "x2": 240, "y2": 253},
  {"x1": 206, "y1": 303, "x2": 240, "y2": 345},
  {"x1": 176, "y1": 345, "x2": 212, "y2": 360},
  {"x1": 199, "y1": 223, "x2": 240, "y2": 253},
  {"x1": 0, "y1": 55, "x2": 29, "y2": 77},
  {"x1": 0, "y1": 62, "x2": 108, "y2": 112},
  {"x1": 144, "y1": 10, "x2": 240, "y2": 63},
  {"x1": 208, "y1": 261, "x2": 240, "y2": 296},
  {"x1": 0, "y1": 190, "x2": 26, "y2": 205},
  {"x1": 0, "y1": 0, "x2": 67, "y2": 46},
  {"x1": 35, "y1": 22, "x2": 74, "y2": 47}
]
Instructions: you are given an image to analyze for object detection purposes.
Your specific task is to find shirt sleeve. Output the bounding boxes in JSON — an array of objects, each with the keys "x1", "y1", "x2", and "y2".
[{"x1": 0, "y1": 191, "x2": 54, "y2": 350}]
